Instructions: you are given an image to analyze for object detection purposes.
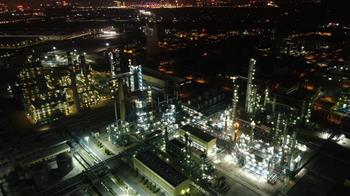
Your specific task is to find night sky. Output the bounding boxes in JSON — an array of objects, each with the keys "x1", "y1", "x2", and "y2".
[
  {"x1": 0, "y1": 0, "x2": 344, "y2": 6},
  {"x1": 1, "y1": 0, "x2": 112, "y2": 7},
  {"x1": 0, "y1": 0, "x2": 347, "y2": 19}
]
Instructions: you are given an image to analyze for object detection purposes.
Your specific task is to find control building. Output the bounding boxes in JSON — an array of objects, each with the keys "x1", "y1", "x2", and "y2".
[{"x1": 179, "y1": 125, "x2": 216, "y2": 154}]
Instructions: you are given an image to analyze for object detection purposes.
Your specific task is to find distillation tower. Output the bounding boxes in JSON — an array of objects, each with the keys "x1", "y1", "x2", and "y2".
[{"x1": 245, "y1": 58, "x2": 256, "y2": 115}]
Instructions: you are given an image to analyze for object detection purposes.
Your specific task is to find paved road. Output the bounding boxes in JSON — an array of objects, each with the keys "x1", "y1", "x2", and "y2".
[
  {"x1": 116, "y1": 163, "x2": 154, "y2": 196},
  {"x1": 215, "y1": 162, "x2": 271, "y2": 196}
]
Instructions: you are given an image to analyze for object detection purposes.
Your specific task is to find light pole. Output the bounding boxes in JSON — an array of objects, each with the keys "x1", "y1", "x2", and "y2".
[
  {"x1": 233, "y1": 122, "x2": 240, "y2": 145},
  {"x1": 84, "y1": 136, "x2": 89, "y2": 144},
  {"x1": 250, "y1": 121, "x2": 256, "y2": 146}
]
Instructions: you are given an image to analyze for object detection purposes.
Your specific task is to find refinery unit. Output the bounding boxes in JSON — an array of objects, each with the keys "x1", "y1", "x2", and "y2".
[
  {"x1": 18, "y1": 51, "x2": 105, "y2": 125},
  {"x1": 98, "y1": 54, "x2": 309, "y2": 195}
]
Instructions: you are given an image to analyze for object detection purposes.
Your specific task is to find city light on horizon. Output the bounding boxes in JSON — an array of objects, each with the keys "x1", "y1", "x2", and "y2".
[{"x1": 0, "y1": 1, "x2": 349, "y2": 196}]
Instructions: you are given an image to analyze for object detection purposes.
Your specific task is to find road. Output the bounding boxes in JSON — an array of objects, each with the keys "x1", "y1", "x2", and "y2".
[
  {"x1": 115, "y1": 163, "x2": 155, "y2": 196},
  {"x1": 214, "y1": 161, "x2": 276, "y2": 196}
]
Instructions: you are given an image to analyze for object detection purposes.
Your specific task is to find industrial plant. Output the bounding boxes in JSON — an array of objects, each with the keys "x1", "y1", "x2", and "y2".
[{"x1": 1, "y1": 2, "x2": 350, "y2": 196}]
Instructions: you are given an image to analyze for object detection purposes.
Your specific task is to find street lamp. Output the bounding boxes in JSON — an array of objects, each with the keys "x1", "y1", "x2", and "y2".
[
  {"x1": 84, "y1": 136, "x2": 89, "y2": 143},
  {"x1": 250, "y1": 121, "x2": 256, "y2": 145}
]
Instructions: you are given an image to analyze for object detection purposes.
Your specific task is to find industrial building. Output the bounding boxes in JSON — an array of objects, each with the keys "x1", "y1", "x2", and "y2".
[
  {"x1": 179, "y1": 125, "x2": 217, "y2": 154},
  {"x1": 142, "y1": 66, "x2": 185, "y2": 93},
  {"x1": 166, "y1": 138, "x2": 187, "y2": 159},
  {"x1": 18, "y1": 142, "x2": 70, "y2": 169},
  {"x1": 133, "y1": 152, "x2": 191, "y2": 196}
]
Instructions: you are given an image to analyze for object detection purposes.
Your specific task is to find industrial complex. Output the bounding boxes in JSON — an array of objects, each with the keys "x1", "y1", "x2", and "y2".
[{"x1": 0, "y1": 2, "x2": 350, "y2": 196}]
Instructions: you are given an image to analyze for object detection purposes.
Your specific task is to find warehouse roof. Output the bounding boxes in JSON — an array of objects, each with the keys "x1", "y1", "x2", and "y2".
[
  {"x1": 169, "y1": 139, "x2": 186, "y2": 149},
  {"x1": 181, "y1": 125, "x2": 215, "y2": 142},
  {"x1": 135, "y1": 151, "x2": 187, "y2": 187}
]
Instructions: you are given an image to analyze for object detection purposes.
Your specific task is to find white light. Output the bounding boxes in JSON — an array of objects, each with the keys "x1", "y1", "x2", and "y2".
[
  {"x1": 294, "y1": 155, "x2": 302, "y2": 162},
  {"x1": 102, "y1": 31, "x2": 117, "y2": 35},
  {"x1": 251, "y1": 121, "x2": 256, "y2": 127},
  {"x1": 139, "y1": 10, "x2": 152, "y2": 16},
  {"x1": 297, "y1": 144, "x2": 307, "y2": 152}
]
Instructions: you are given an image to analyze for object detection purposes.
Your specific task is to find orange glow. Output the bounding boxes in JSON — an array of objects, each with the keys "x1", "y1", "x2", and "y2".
[
  {"x1": 195, "y1": 78, "x2": 206, "y2": 84},
  {"x1": 223, "y1": 86, "x2": 231, "y2": 91},
  {"x1": 291, "y1": 32, "x2": 332, "y2": 39},
  {"x1": 313, "y1": 104, "x2": 322, "y2": 110},
  {"x1": 327, "y1": 114, "x2": 342, "y2": 125},
  {"x1": 158, "y1": 66, "x2": 166, "y2": 72},
  {"x1": 321, "y1": 96, "x2": 334, "y2": 103},
  {"x1": 165, "y1": 70, "x2": 174, "y2": 74},
  {"x1": 342, "y1": 81, "x2": 350, "y2": 89},
  {"x1": 63, "y1": 1, "x2": 69, "y2": 6},
  {"x1": 179, "y1": 93, "x2": 190, "y2": 98},
  {"x1": 16, "y1": 5, "x2": 25, "y2": 11},
  {"x1": 304, "y1": 84, "x2": 315, "y2": 91},
  {"x1": 185, "y1": 75, "x2": 193, "y2": 80},
  {"x1": 305, "y1": 55, "x2": 315, "y2": 60}
]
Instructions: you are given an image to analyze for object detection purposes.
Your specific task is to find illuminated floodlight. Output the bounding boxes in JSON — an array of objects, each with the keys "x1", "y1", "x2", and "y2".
[
  {"x1": 103, "y1": 31, "x2": 117, "y2": 35},
  {"x1": 139, "y1": 10, "x2": 152, "y2": 16},
  {"x1": 297, "y1": 144, "x2": 307, "y2": 152}
]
